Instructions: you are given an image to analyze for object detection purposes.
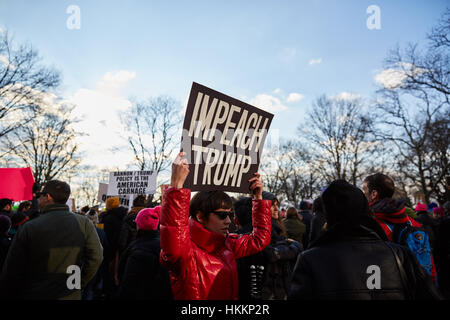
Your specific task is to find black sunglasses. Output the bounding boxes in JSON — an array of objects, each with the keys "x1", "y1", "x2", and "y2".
[
  {"x1": 36, "y1": 192, "x2": 48, "y2": 197},
  {"x1": 212, "y1": 210, "x2": 234, "y2": 220}
]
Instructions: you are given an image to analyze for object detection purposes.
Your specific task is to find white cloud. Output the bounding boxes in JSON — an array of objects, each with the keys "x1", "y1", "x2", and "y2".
[
  {"x1": 333, "y1": 92, "x2": 361, "y2": 101},
  {"x1": 286, "y1": 92, "x2": 304, "y2": 103},
  {"x1": 309, "y1": 58, "x2": 322, "y2": 66},
  {"x1": 273, "y1": 88, "x2": 282, "y2": 95},
  {"x1": 374, "y1": 69, "x2": 407, "y2": 89},
  {"x1": 67, "y1": 70, "x2": 137, "y2": 169},
  {"x1": 374, "y1": 63, "x2": 427, "y2": 89},
  {"x1": 97, "y1": 70, "x2": 136, "y2": 93},
  {"x1": 248, "y1": 93, "x2": 288, "y2": 113}
]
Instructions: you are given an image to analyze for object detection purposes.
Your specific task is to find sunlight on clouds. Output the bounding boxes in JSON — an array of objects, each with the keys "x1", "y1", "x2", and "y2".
[
  {"x1": 68, "y1": 71, "x2": 137, "y2": 169},
  {"x1": 309, "y1": 58, "x2": 322, "y2": 66},
  {"x1": 286, "y1": 93, "x2": 304, "y2": 103},
  {"x1": 249, "y1": 93, "x2": 288, "y2": 113}
]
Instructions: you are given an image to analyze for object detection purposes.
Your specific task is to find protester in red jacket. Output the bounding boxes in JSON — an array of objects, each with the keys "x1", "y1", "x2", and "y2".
[{"x1": 160, "y1": 152, "x2": 271, "y2": 300}]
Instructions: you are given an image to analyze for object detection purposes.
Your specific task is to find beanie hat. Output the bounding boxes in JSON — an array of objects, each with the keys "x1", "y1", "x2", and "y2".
[
  {"x1": 0, "y1": 215, "x2": 11, "y2": 234},
  {"x1": 106, "y1": 197, "x2": 120, "y2": 210},
  {"x1": 415, "y1": 202, "x2": 428, "y2": 212},
  {"x1": 262, "y1": 191, "x2": 278, "y2": 204},
  {"x1": 136, "y1": 206, "x2": 161, "y2": 231},
  {"x1": 322, "y1": 179, "x2": 369, "y2": 226},
  {"x1": 11, "y1": 212, "x2": 29, "y2": 228},
  {"x1": 428, "y1": 202, "x2": 438, "y2": 212}
]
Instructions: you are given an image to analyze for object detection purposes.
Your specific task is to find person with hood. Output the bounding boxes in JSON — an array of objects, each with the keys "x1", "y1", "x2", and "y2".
[
  {"x1": 160, "y1": 152, "x2": 271, "y2": 300},
  {"x1": 362, "y1": 173, "x2": 437, "y2": 282},
  {"x1": 117, "y1": 206, "x2": 173, "y2": 300},
  {"x1": 288, "y1": 179, "x2": 441, "y2": 300}
]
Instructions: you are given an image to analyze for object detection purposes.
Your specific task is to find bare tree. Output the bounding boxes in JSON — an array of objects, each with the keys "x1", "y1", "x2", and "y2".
[
  {"x1": 121, "y1": 95, "x2": 182, "y2": 174},
  {"x1": 260, "y1": 140, "x2": 320, "y2": 207},
  {"x1": 0, "y1": 30, "x2": 60, "y2": 141},
  {"x1": 298, "y1": 95, "x2": 380, "y2": 186},
  {"x1": 375, "y1": 9, "x2": 450, "y2": 204},
  {"x1": 3, "y1": 102, "x2": 82, "y2": 185}
]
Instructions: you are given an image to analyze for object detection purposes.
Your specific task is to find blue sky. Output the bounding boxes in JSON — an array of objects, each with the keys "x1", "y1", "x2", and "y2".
[{"x1": 0, "y1": 0, "x2": 448, "y2": 171}]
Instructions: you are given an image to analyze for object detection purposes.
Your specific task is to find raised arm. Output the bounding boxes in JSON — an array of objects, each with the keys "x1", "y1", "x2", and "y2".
[
  {"x1": 160, "y1": 152, "x2": 191, "y2": 267},
  {"x1": 229, "y1": 173, "x2": 272, "y2": 258}
]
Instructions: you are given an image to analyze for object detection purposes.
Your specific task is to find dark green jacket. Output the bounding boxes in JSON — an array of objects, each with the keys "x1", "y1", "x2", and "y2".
[
  {"x1": 0, "y1": 204, "x2": 103, "y2": 300},
  {"x1": 284, "y1": 216, "x2": 306, "y2": 245}
]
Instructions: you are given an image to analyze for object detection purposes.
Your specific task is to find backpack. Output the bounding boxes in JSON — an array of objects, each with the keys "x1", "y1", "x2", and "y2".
[{"x1": 383, "y1": 221, "x2": 434, "y2": 277}]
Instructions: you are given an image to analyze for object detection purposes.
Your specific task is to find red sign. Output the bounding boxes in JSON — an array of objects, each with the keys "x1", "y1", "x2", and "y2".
[{"x1": 0, "y1": 167, "x2": 35, "y2": 201}]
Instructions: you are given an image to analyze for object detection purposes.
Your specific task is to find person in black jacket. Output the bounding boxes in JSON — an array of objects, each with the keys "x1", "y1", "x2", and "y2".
[
  {"x1": 308, "y1": 196, "x2": 327, "y2": 247},
  {"x1": 288, "y1": 179, "x2": 442, "y2": 300},
  {"x1": 235, "y1": 193, "x2": 302, "y2": 300},
  {"x1": 0, "y1": 215, "x2": 12, "y2": 271},
  {"x1": 99, "y1": 197, "x2": 127, "y2": 298},
  {"x1": 117, "y1": 206, "x2": 172, "y2": 300}
]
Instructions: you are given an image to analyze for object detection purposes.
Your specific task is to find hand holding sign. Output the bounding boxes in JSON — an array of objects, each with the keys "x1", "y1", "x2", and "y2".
[
  {"x1": 171, "y1": 152, "x2": 190, "y2": 188},
  {"x1": 248, "y1": 172, "x2": 263, "y2": 200}
]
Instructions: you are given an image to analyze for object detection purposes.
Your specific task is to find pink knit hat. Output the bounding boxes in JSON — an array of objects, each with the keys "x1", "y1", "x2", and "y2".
[
  {"x1": 136, "y1": 206, "x2": 161, "y2": 231},
  {"x1": 415, "y1": 202, "x2": 428, "y2": 212}
]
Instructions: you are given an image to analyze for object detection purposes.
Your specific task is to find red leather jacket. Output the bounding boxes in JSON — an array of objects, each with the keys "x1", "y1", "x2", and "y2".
[{"x1": 160, "y1": 187, "x2": 271, "y2": 300}]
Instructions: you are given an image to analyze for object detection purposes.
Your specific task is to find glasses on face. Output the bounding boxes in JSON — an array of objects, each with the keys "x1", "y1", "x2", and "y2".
[
  {"x1": 37, "y1": 192, "x2": 48, "y2": 198},
  {"x1": 212, "y1": 209, "x2": 234, "y2": 220}
]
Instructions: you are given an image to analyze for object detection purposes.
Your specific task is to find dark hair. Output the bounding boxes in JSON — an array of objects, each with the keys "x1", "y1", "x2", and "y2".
[
  {"x1": 81, "y1": 206, "x2": 90, "y2": 213},
  {"x1": 41, "y1": 180, "x2": 71, "y2": 204},
  {"x1": 322, "y1": 179, "x2": 370, "y2": 226},
  {"x1": 363, "y1": 173, "x2": 395, "y2": 199},
  {"x1": 18, "y1": 201, "x2": 31, "y2": 212},
  {"x1": 133, "y1": 195, "x2": 146, "y2": 208},
  {"x1": 299, "y1": 200, "x2": 310, "y2": 211},
  {"x1": 286, "y1": 207, "x2": 299, "y2": 219},
  {"x1": 189, "y1": 191, "x2": 233, "y2": 220},
  {"x1": 0, "y1": 198, "x2": 13, "y2": 210},
  {"x1": 234, "y1": 197, "x2": 253, "y2": 227},
  {"x1": 312, "y1": 196, "x2": 324, "y2": 215}
]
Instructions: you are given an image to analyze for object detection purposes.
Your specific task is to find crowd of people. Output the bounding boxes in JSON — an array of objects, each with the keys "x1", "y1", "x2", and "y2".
[{"x1": 0, "y1": 153, "x2": 449, "y2": 300}]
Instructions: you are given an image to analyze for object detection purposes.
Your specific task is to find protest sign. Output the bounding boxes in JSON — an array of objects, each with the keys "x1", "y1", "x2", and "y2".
[
  {"x1": 66, "y1": 198, "x2": 76, "y2": 212},
  {"x1": 180, "y1": 82, "x2": 273, "y2": 193},
  {"x1": 107, "y1": 171, "x2": 157, "y2": 196},
  {"x1": 98, "y1": 182, "x2": 131, "y2": 208},
  {"x1": 0, "y1": 167, "x2": 35, "y2": 201}
]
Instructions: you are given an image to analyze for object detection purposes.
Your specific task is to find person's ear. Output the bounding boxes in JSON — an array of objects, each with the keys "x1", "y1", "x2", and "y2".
[
  {"x1": 196, "y1": 211, "x2": 207, "y2": 224},
  {"x1": 370, "y1": 190, "x2": 379, "y2": 202}
]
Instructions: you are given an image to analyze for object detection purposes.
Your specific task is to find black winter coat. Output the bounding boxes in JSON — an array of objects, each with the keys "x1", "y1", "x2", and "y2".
[
  {"x1": 288, "y1": 216, "x2": 442, "y2": 300},
  {"x1": 117, "y1": 207, "x2": 144, "y2": 254},
  {"x1": 435, "y1": 217, "x2": 450, "y2": 299},
  {"x1": 100, "y1": 207, "x2": 127, "y2": 258},
  {"x1": 117, "y1": 230, "x2": 172, "y2": 300},
  {"x1": 236, "y1": 218, "x2": 302, "y2": 300}
]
